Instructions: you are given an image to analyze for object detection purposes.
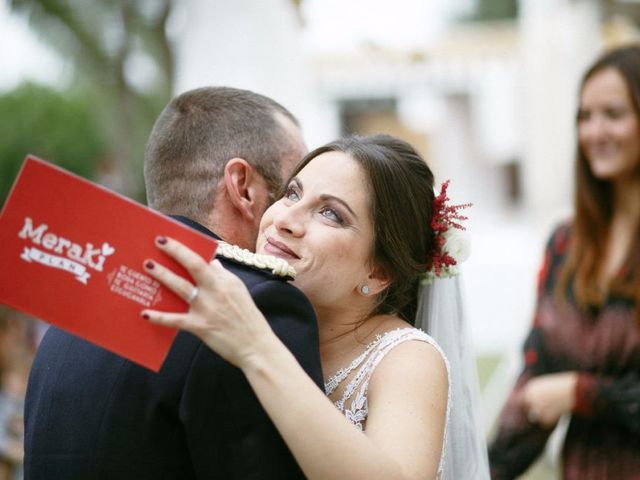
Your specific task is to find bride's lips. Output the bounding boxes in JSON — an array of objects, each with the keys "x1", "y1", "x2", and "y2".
[{"x1": 263, "y1": 237, "x2": 300, "y2": 260}]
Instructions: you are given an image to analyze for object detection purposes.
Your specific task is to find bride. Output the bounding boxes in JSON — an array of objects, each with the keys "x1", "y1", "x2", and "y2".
[{"x1": 142, "y1": 134, "x2": 488, "y2": 479}]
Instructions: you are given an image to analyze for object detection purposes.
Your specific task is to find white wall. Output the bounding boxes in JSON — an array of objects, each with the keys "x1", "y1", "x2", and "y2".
[
  {"x1": 172, "y1": 0, "x2": 333, "y2": 149},
  {"x1": 518, "y1": 0, "x2": 602, "y2": 226}
]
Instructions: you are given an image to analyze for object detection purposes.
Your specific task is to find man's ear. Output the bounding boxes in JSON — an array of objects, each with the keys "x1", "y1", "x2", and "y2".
[{"x1": 223, "y1": 158, "x2": 266, "y2": 222}]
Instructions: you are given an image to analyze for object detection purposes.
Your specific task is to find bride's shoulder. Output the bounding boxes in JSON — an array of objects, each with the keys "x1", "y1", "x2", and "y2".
[
  {"x1": 371, "y1": 327, "x2": 449, "y2": 386},
  {"x1": 367, "y1": 330, "x2": 449, "y2": 415}
]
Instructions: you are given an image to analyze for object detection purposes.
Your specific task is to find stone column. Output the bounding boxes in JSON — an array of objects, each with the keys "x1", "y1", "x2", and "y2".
[{"x1": 518, "y1": 0, "x2": 602, "y2": 230}]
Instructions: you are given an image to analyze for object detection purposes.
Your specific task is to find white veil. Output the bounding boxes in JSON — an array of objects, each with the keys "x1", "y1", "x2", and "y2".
[{"x1": 416, "y1": 275, "x2": 490, "y2": 479}]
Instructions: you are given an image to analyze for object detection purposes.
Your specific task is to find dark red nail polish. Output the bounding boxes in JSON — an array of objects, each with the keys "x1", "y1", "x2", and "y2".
[
  {"x1": 144, "y1": 261, "x2": 155, "y2": 270},
  {"x1": 141, "y1": 313, "x2": 150, "y2": 320},
  {"x1": 156, "y1": 236, "x2": 168, "y2": 245}
]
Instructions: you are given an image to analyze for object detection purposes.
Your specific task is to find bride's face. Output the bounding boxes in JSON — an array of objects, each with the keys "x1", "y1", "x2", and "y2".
[{"x1": 256, "y1": 151, "x2": 376, "y2": 310}]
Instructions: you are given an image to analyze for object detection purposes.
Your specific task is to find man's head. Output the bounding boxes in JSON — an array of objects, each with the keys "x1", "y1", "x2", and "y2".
[{"x1": 144, "y1": 86, "x2": 306, "y2": 249}]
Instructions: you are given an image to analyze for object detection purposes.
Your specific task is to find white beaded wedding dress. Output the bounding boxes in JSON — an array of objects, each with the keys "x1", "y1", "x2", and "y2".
[{"x1": 324, "y1": 327, "x2": 450, "y2": 477}]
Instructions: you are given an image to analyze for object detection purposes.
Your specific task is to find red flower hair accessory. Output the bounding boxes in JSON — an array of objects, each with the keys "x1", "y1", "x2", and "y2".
[{"x1": 423, "y1": 180, "x2": 472, "y2": 284}]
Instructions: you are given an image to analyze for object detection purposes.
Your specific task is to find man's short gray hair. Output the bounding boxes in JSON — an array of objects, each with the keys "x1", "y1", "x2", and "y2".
[{"x1": 144, "y1": 86, "x2": 301, "y2": 222}]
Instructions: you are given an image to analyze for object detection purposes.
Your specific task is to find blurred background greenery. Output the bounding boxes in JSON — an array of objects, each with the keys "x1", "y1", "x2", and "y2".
[
  {"x1": 0, "y1": 83, "x2": 106, "y2": 201},
  {"x1": 0, "y1": 0, "x2": 176, "y2": 206}
]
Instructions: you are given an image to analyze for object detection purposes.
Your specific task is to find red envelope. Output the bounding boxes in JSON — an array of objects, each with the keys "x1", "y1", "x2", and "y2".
[{"x1": 0, "y1": 156, "x2": 218, "y2": 372}]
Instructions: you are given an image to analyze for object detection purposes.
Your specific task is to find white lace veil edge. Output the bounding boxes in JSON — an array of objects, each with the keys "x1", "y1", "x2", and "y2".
[{"x1": 416, "y1": 275, "x2": 490, "y2": 480}]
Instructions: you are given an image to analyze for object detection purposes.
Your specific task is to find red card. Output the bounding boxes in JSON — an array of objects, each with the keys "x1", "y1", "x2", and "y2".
[{"x1": 0, "y1": 156, "x2": 218, "y2": 372}]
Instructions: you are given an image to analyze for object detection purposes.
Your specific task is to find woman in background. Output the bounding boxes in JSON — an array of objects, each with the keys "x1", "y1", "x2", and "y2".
[{"x1": 489, "y1": 45, "x2": 640, "y2": 479}]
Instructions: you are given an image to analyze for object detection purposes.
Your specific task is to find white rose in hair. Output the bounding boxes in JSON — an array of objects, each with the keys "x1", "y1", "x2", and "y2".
[{"x1": 442, "y1": 228, "x2": 471, "y2": 264}]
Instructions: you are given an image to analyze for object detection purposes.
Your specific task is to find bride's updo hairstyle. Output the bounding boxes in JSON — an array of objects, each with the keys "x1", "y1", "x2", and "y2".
[{"x1": 287, "y1": 134, "x2": 436, "y2": 324}]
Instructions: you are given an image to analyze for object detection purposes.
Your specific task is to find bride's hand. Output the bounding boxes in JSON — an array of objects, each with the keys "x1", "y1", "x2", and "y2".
[{"x1": 141, "y1": 236, "x2": 274, "y2": 368}]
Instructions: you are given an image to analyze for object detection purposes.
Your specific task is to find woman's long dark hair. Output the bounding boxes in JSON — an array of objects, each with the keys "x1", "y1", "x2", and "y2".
[{"x1": 557, "y1": 45, "x2": 640, "y2": 321}]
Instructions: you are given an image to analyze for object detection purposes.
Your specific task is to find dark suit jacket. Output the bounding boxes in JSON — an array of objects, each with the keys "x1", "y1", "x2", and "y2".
[{"x1": 24, "y1": 217, "x2": 323, "y2": 479}]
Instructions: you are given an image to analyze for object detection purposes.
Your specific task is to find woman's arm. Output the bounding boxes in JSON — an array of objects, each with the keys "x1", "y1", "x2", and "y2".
[
  {"x1": 241, "y1": 329, "x2": 447, "y2": 480},
  {"x1": 522, "y1": 371, "x2": 577, "y2": 427},
  {"x1": 528, "y1": 370, "x2": 640, "y2": 435},
  {"x1": 142, "y1": 237, "x2": 448, "y2": 480},
  {"x1": 572, "y1": 371, "x2": 640, "y2": 435}
]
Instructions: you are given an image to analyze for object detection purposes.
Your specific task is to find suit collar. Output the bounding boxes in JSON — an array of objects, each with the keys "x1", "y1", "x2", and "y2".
[{"x1": 169, "y1": 215, "x2": 221, "y2": 241}]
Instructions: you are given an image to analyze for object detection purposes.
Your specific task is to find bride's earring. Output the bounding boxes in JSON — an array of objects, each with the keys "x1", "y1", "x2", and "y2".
[{"x1": 359, "y1": 284, "x2": 370, "y2": 296}]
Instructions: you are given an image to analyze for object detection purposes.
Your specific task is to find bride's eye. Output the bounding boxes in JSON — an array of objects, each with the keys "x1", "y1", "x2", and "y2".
[
  {"x1": 320, "y1": 207, "x2": 343, "y2": 224},
  {"x1": 284, "y1": 185, "x2": 300, "y2": 202}
]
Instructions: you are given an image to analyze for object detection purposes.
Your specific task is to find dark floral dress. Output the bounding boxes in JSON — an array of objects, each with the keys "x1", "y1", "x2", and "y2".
[{"x1": 489, "y1": 223, "x2": 640, "y2": 479}]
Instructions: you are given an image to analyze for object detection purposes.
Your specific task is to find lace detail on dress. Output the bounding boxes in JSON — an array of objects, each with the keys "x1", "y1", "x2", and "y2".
[{"x1": 324, "y1": 327, "x2": 451, "y2": 476}]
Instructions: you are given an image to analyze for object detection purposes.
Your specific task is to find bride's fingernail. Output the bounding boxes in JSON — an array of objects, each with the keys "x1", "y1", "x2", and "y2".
[
  {"x1": 144, "y1": 260, "x2": 155, "y2": 270},
  {"x1": 141, "y1": 312, "x2": 150, "y2": 320},
  {"x1": 156, "y1": 236, "x2": 168, "y2": 245}
]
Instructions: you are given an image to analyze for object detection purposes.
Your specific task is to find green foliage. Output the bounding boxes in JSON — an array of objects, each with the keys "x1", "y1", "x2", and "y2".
[
  {"x1": 461, "y1": 0, "x2": 518, "y2": 21},
  {"x1": 8, "y1": 0, "x2": 174, "y2": 200},
  {"x1": 0, "y1": 82, "x2": 108, "y2": 207}
]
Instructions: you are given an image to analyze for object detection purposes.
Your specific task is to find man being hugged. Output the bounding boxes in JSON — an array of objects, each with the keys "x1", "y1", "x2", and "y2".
[{"x1": 24, "y1": 87, "x2": 323, "y2": 479}]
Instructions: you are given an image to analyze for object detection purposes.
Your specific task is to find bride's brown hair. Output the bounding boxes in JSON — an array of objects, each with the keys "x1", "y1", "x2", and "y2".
[{"x1": 286, "y1": 134, "x2": 435, "y2": 324}]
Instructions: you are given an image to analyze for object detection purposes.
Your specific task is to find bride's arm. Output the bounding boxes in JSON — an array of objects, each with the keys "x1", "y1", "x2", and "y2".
[
  {"x1": 142, "y1": 237, "x2": 448, "y2": 480},
  {"x1": 238, "y1": 316, "x2": 447, "y2": 480}
]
